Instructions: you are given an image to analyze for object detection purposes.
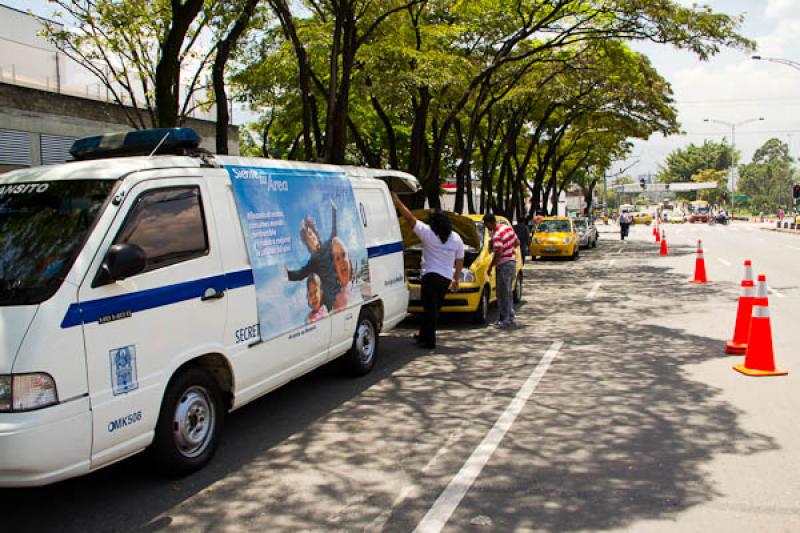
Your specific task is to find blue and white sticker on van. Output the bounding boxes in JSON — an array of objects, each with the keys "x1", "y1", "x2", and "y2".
[{"x1": 109, "y1": 345, "x2": 139, "y2": 396}]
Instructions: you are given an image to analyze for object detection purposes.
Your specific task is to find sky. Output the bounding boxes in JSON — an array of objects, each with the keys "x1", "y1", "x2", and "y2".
[{"x1": 4, "y1": 0, "x2": 799, "y2": 179}]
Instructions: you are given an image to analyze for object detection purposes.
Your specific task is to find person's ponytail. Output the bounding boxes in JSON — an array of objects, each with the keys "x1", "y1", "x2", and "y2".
[{"x1": 428, "y1": 211, "x2": 452, "y2": 244}]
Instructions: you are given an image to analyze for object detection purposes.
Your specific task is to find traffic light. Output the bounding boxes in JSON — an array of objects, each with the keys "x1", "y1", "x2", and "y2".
[
  {"x1": 639, "y1": 177, "x2": 646, "y2": 190},
  {"x1": 793, "y1": 184, "x2": 800, "y2": 200}
]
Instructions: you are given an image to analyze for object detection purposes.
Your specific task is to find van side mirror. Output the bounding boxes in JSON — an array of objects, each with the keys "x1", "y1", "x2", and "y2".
[{"x1": 96, "y1": 243, "x2": 147, "y2": 285}]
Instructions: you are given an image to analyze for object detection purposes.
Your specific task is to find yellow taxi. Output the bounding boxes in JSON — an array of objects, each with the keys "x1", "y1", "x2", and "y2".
[
  {"x1": 667, "y1": 211, "x2": 686, "y2": 223},
  {"x1": 530, "y1": 216, "x2": 579, "y2": 261},
  {"x1": 402, "y1": 211, "x2": 523, "y2": 323},
  {"x1": 632, "y1": 211, "x2": 653, "y2": 225}
]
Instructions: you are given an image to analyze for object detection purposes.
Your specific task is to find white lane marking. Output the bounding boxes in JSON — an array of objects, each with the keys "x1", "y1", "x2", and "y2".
[
  {"x1": 768, "y1": 287, "x2": 785, "y2": 299},
  {"x1": 615, "y1": 247, "x2": 624, "y2": 255},
  {"x1": 413, "y1": 341, "x2": 563, "y2": 533},
  {"x1": 585, "y1": 282, "x2": 601, "y2": 300},
  {"x1": 717, "y1": 258, "x2": 731, "y2": 266},
  {"x1": 607, "y1": 259, "x2": 616, "y2": 268},
  {"x1": 788, "y1": 245, "x2": 800, "y2": 251}
]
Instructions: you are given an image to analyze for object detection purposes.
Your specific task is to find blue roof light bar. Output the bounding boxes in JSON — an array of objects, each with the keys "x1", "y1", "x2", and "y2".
[{"x1": 70, "y1": 128, "x2": 202, "y2": 160}]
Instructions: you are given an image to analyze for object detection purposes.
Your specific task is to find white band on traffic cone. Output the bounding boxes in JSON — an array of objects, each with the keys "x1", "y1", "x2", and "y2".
[
  {"x1": 756, "y1": 279, "x2": 768, "y2": 299},
  {"x1": 741, "y1": 285, "x2": 755, "y2": 297},
  {"x1": 753, "y1": 305, "x2": 770, "y2": 318}
]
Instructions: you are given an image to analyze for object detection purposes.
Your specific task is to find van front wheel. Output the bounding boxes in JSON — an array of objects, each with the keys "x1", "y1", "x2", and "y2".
[
  {"x1": 343, "y1": 308, "x2": 379, "y2": 376},
  {"x1": 150, "y1": 367, "x2": 224, "y2": 475}
]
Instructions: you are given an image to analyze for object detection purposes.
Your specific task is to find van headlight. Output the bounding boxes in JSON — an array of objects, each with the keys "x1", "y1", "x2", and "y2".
[
  {"x1": 0, "y1": 373, "x2": 58, "y2": 412},
  {"x1": 459, "y1": 270, "x2": 476, "y2": 283},
  {"x1": 563, "y1": 237, "x2": 572, "y2": 244}
]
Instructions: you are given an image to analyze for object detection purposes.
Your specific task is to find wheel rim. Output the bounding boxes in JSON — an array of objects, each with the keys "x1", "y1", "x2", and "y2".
[
  {"x1": 515, "y1": 276, "x2": 522, "y2": 300},
  {"x1": 355, "y1": 319, "x2": 376, "y2": 366},
  {"x1": 173, "y1": 385, "x2": 216, "y2": 459},
  {"x1": 480, "y1": 290, "x2": 488, "y2": 321}
]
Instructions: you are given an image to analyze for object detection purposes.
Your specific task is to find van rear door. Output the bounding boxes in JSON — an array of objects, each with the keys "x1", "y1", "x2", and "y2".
[{"x1": 75, "y1": 178, "x2": 227, "y2": 466}]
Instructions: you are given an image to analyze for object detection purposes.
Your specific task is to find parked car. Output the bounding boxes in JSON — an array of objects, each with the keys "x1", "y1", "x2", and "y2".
[
  {"x1": 667, "y1": 211, "x2": 686, "y2": 224},
  {"x1": 572, "y1": 217, "x2": 598, "y2": 249},
  {"x1": 402, "y1": 212, "x2": 523, "y2": 324},
  {"x1": 530, "y1": 217, "x2": 579, "y2": 261},
  {"x1": 632, "y1": 212, "x2": 653, "y2": 225}
]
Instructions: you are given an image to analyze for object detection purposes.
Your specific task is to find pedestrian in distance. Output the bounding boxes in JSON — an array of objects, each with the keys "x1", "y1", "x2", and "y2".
[
  {"x1": 484, "y1": 213, "x2": 520, "y2": 329},
  {"x1": 618, "y1": 211, "x2": 630, "y2": 240},
  {"x1": 512, "y1": 218, "x2": 531, "y2": 265},
  {"x1": 391, "y1": 192, "x2": 464, "y2": 349}
]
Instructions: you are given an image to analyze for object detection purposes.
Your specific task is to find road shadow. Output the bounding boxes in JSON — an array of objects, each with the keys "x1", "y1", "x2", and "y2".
[{"x1": 0, "y1": 238, "x2": 776, "y2": 532}]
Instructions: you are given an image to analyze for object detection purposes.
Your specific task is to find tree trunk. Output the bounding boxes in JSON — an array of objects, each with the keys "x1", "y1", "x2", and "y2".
[
  {"x1": 155, "y1": 0, "x2": 204, "y2": 127},
  {"x1": 213, "y1": 0, "x2": 259, "y2": 155},
  {"x1": 270, "y1": 0, "x2": 316, "y2": 160}
]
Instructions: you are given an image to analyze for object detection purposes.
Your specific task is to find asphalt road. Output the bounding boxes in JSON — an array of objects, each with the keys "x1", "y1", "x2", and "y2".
[{"x1": 3, "y1": 221, "x2": 799, "y2": 532}]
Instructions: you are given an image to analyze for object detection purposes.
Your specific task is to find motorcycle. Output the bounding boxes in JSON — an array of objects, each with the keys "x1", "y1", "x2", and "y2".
[{"x1": 709, "y1": 213, "x2": 728, "y2": 225}]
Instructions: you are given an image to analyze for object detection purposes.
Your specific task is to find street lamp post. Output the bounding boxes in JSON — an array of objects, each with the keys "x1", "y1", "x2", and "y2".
[
  {"x1": 752, "y1": 55, "x2": 800, "y2": 72},
  {"x1": 703, "y1": 117, "x2": 764, "y2": 191}
]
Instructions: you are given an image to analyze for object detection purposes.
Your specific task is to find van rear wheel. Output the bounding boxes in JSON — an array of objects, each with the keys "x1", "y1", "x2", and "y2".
[
  {"x1": 513, "y1": 272, "x2": 523, "y2": 304},
  {"x1": 150, "y1": 367, "x2": 224, "y2": 475},
  {"x1": 343, "y1": 308, "x2": 379, "y2": 376}
]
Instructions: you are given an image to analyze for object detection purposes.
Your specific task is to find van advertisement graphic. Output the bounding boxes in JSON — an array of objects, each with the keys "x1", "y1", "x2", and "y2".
[{"x1": 227, "y1": 166, "x2": 371, "y2": 341}]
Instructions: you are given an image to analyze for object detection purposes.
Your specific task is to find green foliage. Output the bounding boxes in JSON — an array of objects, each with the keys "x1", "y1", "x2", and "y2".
[
  {"x1": 657, "y1": 140, "x2": 738, "y2": 183},
  {"x1": 738, "y1": 138, "x2": 796, "y2": 213}
]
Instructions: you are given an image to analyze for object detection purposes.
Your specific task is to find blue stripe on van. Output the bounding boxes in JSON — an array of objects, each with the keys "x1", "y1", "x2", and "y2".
[
  {"x1": 59, "y1": 241, "x2": 401, "y2": 329},
  {"x1": 367, "y1": 241, "x2": 403, "y2": 258},
  {"x1": 61, "y1": 269, "x2": 255, "y2": 328}
]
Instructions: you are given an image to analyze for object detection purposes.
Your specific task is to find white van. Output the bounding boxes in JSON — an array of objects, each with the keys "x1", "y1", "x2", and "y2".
[{"x1": 0, "y1": 128, "x2": 415, "y2": 486}]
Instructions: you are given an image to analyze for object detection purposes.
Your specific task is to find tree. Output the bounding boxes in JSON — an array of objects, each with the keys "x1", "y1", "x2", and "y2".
[
  {"x1": 43, "y1": 0, "x2": 214, "y2": 128},
  {"x1": 738, "y1": 138, "x2": 796, "y2": 213},
  {"x1": 212, "y1": 0, "x2": 263, "y2": 154},
  {"x1": 657, "y1": 140, "x2": 737, "y2": 184}
]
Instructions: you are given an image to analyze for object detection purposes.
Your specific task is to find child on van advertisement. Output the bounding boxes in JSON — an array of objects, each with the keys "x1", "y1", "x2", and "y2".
[
  {"x1": 305, "y1": 273, "x2": 328, "y2": 323},
  {"x1": 287, "y1": 202, "x2": 340, "y2": 312},
  {"x1": 227, "y1": 166, "x2": 371, "y2": 341}
]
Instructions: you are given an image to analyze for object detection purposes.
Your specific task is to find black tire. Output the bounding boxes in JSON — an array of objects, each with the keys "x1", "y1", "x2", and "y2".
[
  {"x1": 342, "y1": 308, "x2": 379, "y2": 376},
  {"x1": 513, "y1": 271, "x2": 523, "y2": 304},
  {"x1": 150, "y1": 367, "x2": 225, "y2": 476},
  {"x1": 473, "y1": 286, "x2": 490, "y2": 324}
]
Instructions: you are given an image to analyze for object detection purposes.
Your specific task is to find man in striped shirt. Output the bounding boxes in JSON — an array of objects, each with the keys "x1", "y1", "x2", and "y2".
[{"x1": 484, "y1": 213, "x2": 520, "y2": 329}]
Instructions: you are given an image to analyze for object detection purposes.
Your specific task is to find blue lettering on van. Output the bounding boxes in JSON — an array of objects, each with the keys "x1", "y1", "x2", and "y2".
[
  {"x1": 384, "y1": 274, "x2": 404, "y2": 287},
  {"x1": 107, "y1": 410, "x2": 142, "y2": 433}
]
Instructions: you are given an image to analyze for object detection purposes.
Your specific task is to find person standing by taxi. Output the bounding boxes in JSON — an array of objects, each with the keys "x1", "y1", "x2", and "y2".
[
  {"x1": 391, "y1": 192, "x2": 464, "y2": 349},
  {"x1": 484, "y1": 213, "x2": 520, "y2": 329}
]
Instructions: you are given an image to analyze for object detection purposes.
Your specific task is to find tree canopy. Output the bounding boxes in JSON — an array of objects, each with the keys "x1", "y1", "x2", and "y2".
[{"x1": 43, "y1": 0, "x2": 754, "y2": 217}]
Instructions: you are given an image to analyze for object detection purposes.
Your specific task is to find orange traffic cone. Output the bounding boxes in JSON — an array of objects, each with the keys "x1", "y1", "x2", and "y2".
[
  {"x1": 689, "y1": 240, "x2": 708, "y2": 283},
  {"x1": 726, "y1": 260, "x2": 754, "y2": 354},
  {"x1": 654, "y1": 225, "x2": 661, "y2": 242},
  {"x1": 659, "y1": 229, "x2": 668, "y2": 255},
  {"x1": 733, "y1": 275, "x2": 788, "y2": 376}
]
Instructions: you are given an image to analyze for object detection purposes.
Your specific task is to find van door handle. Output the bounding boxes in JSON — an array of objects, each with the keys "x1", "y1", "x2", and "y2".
[{"x1": 201, "y1": 288, "x2": 225, "y2": 301}]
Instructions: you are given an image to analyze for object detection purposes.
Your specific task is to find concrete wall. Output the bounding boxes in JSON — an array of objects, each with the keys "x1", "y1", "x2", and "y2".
[{"x1": 0, "y1": 82, "x2": 239, "y2": 172}]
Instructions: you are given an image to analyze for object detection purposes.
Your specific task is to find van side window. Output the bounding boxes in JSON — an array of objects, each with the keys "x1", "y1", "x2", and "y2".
[{"x1": 114, "y1": 186, "x2": 209, "y2": 273}]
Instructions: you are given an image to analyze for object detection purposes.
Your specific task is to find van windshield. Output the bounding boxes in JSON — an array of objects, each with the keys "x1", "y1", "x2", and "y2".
[{"x1": 0, "y1": 180, "x2": 114, "y2": 306}]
